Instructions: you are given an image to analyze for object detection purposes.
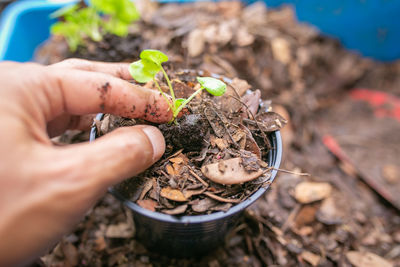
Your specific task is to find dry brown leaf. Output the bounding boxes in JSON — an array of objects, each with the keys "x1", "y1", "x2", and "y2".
[
  {"x1": 229, "y1": 77, "x2": 251, "y2": 97},
  {"x1": 201, "y1": 157, "x2": 263, "y2": 184},
  {"x1": 166, "y1": 164, "x2": 177, "y2": 176},
  {"x1": 254, "y1": 111, "x2": 288, "y2": 132},
  {"x1": 162, "y1": 204, "x2": 188, "y2": 215},
  {"x1": 183, "y1": 188, "x2": 206, "y2": 199},
  {"x1": 170, "y1": 157, "x2": 184, "y2": 164},
  {"x1": 210, "y1": 135, "x2": 229, "y2": 150},
  {"x1": 139, "y1": 179, "x2": 153, "y2": 200},
  {"x1": 239, "y1": 124, "x2": 261, "y2": 159},
  {"x1": 191, "y1": 198, "x2": 217, "y2": 213},
  {"x1": 160, "y1": 187, "x2": 188, "y2": 202},
  {"x1": 346, "y1": 251, "x2": 393, "y2": 267},
  {"x1": 137, "y1": 199, "x2": 158, "y2": 212},
  {"x1": 294, "y1": 182, "x2": 332, "y2": 204},
  {"x1": 241, "y1": 89, "x2": 261, "y2": 118}
]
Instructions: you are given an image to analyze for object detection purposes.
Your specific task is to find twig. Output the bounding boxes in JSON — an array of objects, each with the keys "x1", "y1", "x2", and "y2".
[
  {"x1": 210, "y1": 106, "x2": 240, "y2": 149},
  {"x1": 188, "y1": 167, "x2": 209, "y2": 187},
  {"x1": 203, "y1": 192, "x2": 241, "y2": 203},
  {"x1": 229, "y1": 95, "x2": 272, "y2": 150},
  {"x1": 271, "y1": 168, "x2": 310, "y2": 176}
]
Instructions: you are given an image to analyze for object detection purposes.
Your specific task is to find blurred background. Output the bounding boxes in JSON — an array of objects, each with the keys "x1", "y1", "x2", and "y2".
[{"x1": 1, "y1": 0, "x2": 399, "y2": 266}]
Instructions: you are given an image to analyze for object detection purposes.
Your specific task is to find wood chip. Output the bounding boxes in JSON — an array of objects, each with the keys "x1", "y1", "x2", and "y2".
[
  {"x1": 294, "y1": 182, "x2": 332, "y2": 204},
  {"x1": 382, "y1": 164, "x2": 400, "y2": 184},
  {"x1": 201, "y1": 157, "x2": 263, "y2": 184},
  {"x1": 188, "y1": 29, "x2": 205, "y2": 57},
  {"x1": 271, "y1": 37, "x2": 291, "y2": 64},
  {"x1": 105, "y1": 223, "x2": 134, "y2": 239}
]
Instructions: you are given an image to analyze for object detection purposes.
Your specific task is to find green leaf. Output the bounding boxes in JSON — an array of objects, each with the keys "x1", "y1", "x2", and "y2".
[
  {"x1": 50, "y1": 4, "x2": 78, "y2": 19},
  {"x1": 51, "y1": 22, "x2": 84, "y2": 52},
  {"x1": 91, "y1": 0, "x2": 139, "y2": 23},
  {"x1": 103, "y1": 18, "x2": 130, "y2": 37},
  {"x1": 129, "y1": 59, "x2": 160, "y2": 83},
  {"x1": 196, "y1": 77, "x2": 227, "y2": 96},
  {"x1": 174, "y1": 98, "x2": 186, "y2": 111},
  {"x1": 140, "y1": 50, "x2": 168, "y2": 66}
]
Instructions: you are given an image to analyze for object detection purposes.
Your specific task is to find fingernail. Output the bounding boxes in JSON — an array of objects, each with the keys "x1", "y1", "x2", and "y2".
[{"x1": 142, "y1": 126, "x2": 165, "y2": 161}]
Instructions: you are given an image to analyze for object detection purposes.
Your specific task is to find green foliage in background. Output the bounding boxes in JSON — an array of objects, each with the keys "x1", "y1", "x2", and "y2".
[{"x1": 51, "y1": 0, "x2": 139, "y2": 52}]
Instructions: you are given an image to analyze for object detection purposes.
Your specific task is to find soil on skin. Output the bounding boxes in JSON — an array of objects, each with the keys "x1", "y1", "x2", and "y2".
[{"x1": 95, "y1": 69, "x2": 284, "y2": 216}]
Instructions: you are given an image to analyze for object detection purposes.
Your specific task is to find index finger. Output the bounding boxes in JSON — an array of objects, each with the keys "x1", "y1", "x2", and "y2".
[
  {"x1": 40, "y1": 66, "x2": 172, "y2": 123},
  {"x1": 50, "y1": 58, "x2": 132, "y2": 80}
]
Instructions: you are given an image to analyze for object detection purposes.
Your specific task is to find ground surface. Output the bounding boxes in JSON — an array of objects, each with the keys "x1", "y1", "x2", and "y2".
[{"x1": 33, "y1": 1, "x2": 400, "y2": 266}]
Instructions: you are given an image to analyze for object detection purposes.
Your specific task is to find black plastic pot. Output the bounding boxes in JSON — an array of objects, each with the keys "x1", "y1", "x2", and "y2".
[{"x1": 90, "y1": 113, "x2": 282, "y2": 258}]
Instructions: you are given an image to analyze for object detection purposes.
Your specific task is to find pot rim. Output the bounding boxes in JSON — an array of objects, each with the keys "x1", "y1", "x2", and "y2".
[{"x1": 90, "y1": 113, "x2": 282, "y2": 224}]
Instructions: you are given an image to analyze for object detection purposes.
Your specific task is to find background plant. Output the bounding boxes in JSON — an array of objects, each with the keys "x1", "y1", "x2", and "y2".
[
  {"x1": 129, "y1": 49, "x2": 226, "y2": 123},
  {"x1": 51, "y1": 0, "x2": 139, "y2": 51}
]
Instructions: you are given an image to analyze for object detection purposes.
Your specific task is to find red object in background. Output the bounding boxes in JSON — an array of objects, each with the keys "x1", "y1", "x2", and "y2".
[{"x1": 350, "y1": 89, "x2": 400, "y2": 122}]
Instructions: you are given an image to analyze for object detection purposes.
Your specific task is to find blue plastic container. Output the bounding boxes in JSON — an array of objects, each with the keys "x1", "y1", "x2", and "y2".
[{"x1": 1, "y1": 0, "x2": 400, "y2": 61}]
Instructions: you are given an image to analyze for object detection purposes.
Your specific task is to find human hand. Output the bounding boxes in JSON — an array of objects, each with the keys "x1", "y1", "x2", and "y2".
[{"x1": 0, "y1": 59, "x2": 172, "y2": 266}]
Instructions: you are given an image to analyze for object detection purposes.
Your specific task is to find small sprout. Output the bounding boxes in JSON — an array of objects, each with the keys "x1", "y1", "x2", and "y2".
[
  {"x1": 196, "y1": 77, "x2": 227, "y2": 96},
  {"x1": 129, "y1": 49, "x2": 227, "y2": 123}
]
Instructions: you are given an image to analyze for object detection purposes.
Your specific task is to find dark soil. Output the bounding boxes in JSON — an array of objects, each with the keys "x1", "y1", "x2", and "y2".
[
  {"x1": 38, "y1": 1, "x2": 400, "y2": 266},
  {"x1": 159, "y1": 114, "x2": 209, "y2": 152}
]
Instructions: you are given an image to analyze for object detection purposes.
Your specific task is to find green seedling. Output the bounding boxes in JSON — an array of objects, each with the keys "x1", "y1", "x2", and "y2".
[
  {"x1": 129, "y1": 49, "x2": 226, "y2": 123},
  {"x1": 51, "y1": 0, "x2": 139, "y2": 51},
  {"x1": 91, "y1": 0, "x2": 139, "y2": 37}
]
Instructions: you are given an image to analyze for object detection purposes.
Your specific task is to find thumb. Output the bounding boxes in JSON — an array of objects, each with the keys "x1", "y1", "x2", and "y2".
[{"x1": 57, "y1": 125, "x2": 165, "y2": 189}]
